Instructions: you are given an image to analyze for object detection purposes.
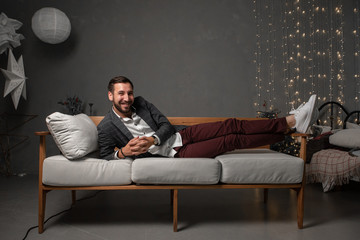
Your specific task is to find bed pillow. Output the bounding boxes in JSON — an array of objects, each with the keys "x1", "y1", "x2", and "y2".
[
  {"x1": 46, "y1": 112, "x2": 99, "y2": 160},
  {"x1": 310, "y1": 125, "x2": 332, "y2": 137},
  {"x1": 329, "y1": 129, "x2": 360, "y2": 149},
  {"x1": 346, "y1": 122, "x2": 360, "y2": 129}
]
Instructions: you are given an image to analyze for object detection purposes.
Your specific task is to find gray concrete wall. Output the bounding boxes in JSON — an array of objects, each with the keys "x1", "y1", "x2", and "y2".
[{"x1": 0, "y1": 0, "x2": 357, "y2": 174}]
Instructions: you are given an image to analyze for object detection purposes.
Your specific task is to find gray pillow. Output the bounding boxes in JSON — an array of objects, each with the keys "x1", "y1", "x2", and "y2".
[
  {"x1": 346, "y1": 122, "x2": 360, "y2": 129},
  {"x1": 46, "y1": 112, "x2": 98, "y2": 159},
  {"x1": 329, "y1": 129, "x2": 360, "y2": 149}
]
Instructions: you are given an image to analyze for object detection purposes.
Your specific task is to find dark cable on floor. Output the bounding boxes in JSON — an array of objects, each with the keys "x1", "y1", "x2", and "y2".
[{"x1": 22, "y1": 190, "x2": 103, "y2": 240}]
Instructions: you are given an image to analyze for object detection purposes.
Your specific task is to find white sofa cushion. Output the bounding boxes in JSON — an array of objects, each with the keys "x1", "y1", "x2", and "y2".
[
  {"x1": 132, "y1": 157, "x2": 221, "y2": 184},
  {"x1": 216, "y1": 149, "x2": 304, "y2": 184},
  {"x1": 46, "y1": 112, "x2": 98, "y2": 159},
  {"x1": 42, "y1": 153, "x2": 132, "y2": 186}
]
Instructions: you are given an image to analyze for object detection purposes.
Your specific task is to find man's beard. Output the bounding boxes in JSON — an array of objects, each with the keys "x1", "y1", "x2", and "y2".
[{"x1": 114, "y1": 101, "x2": 132, "y2": 115}]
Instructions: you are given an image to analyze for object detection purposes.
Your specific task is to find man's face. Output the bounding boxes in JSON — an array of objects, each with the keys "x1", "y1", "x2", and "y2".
[{"x1": 108, "y1": 82, "x2": 134, "y2": 118}]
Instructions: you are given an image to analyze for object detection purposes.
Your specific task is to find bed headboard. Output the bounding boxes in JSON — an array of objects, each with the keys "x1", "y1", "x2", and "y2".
[
  {"x1": 316, "y1": 101, "x2": 360, "y2": 129},
  {"x1": 344, "y1": 111, "x2": 360, "y2": 128}
]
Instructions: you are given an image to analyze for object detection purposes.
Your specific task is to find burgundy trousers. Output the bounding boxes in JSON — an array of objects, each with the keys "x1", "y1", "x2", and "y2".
[{"x1": 174, "y1": 118, "x2": 288, "y2": 158}]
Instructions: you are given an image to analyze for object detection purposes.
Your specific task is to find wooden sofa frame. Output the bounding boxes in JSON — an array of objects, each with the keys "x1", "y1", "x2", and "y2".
[{"x1": 35, "y1": 117, "x2": 307, "y2": 233}]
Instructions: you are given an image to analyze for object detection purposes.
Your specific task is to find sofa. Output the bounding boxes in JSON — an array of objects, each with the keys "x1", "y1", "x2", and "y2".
[{"x1": 36, "y1": 112, "x2": 307, "y2": 233}]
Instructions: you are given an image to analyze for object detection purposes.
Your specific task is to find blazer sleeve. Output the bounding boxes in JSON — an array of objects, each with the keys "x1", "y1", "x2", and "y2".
[{"x1": 97, "y1": 117, "x2": 122, "y2": 160}]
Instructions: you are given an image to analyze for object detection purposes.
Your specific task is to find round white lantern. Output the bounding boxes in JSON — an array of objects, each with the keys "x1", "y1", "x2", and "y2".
[{"x1": 31, "y1": 8, "x2": 71, "y2": 44}]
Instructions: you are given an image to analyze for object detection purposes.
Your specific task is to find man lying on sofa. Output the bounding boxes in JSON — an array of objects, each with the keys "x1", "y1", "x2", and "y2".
[{"x1": 97, "y1": 76, "x2": 317, "y2": 160}]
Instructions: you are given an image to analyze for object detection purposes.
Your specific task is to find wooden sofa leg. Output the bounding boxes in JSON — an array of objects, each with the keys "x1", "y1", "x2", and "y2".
[
  {"x1": 71, "y1": 190, "x2": 76, "y2": 206},
  {"x1": 173, "y1": 189, "x2": 178, "y2": 232},
  {"x1": 297, "y1": 186, "x2": 304, "y2": 229},
  {"x1": 38, "y1": 188, "x2": 47, "y2": 233}
]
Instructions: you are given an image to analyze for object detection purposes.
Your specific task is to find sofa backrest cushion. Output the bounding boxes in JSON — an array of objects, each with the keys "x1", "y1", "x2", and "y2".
[{"x1": 46, "y1": 112, "x2": 99, "y2": 160}]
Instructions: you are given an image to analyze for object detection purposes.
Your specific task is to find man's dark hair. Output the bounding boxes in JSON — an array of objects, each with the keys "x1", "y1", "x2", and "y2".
[{"x1": 108, "y1": 76, "x2": 134, "y2": 92}]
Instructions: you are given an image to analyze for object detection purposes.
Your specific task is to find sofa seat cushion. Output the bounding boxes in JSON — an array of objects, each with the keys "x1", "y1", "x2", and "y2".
[
  {"x1": 42, "y1": 154, "x2": 132, "y2": 186},
  {"x1": 216, "y1": 149, "x2": 304, "y2": 184},
  {"x1": 132, "y1": 158, "x2": 221, "y2": 184}
]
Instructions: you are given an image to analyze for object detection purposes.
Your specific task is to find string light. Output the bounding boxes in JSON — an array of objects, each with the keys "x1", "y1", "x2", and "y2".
[
  {"x1": 354, "y1": 1, "x2": 360, "y2": 109},
  {"x1": 253, "y1": 0, "x2": 353, "y2": 122}
]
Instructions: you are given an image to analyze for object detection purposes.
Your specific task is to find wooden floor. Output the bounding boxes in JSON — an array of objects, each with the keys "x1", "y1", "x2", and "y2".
[{"x1": 2, "y1": 174, "x2": 360, "y2": 240}]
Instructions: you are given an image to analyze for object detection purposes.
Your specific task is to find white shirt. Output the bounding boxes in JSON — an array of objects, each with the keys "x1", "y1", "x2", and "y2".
[{"x1": 112, "y1": 108, "x2": 182, "y2": 159}]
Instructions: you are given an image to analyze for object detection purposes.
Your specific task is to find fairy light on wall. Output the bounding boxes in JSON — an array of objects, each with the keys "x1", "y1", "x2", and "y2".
[
  {"x1": 253, "y1": 0, "x2": 262, "y2": 109},
  {"x1": 253, "y1": 0, "x2": 353, "y2": 120},
  {"x1": 265, "y1": 3, "x2": 272, "y2": 109},
  {"x1": 354, "y1": 1, "x2": 360, "y2": 110},
  {"x1": 333, "y1": 3, "x2": 346, "y2": 127},
  {"x1": 288, "y1": 2, "x2": 297, "y2": 107},
  {"x1": 328, "y1": 1, "x2": 334, "y2": 104},
  {"x1": 309, "y1": 1, "x2": 316, "y2": 96},
  {"x1": 281, "y1": 0, "x2": 291, "y2": 110},
  {"x1": 299, "y1": 3, "x2": 307, "y2": 103},
  {"x1": 268, "y1": 0, "x2": 276, "y2": 110},
  {"x1": 335, "y1": 4, "x2": 345, "y2": 107},
  {"x1": 295, "y1": 0, "x2": 301, "y2": 104}
]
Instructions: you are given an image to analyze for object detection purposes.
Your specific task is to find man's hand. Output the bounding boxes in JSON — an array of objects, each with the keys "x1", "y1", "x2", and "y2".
[{"x1": 121, "y1": 136, "x2": 155, "y2": 157}]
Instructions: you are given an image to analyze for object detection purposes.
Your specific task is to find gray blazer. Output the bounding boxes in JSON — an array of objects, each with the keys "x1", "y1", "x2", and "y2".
[{"x1": 97, "y1": 96, "x2": 185, "y2": 160}]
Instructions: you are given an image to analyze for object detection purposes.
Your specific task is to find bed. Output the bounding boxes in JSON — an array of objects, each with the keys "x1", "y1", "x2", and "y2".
[{"x1": 305, "y1": 101, "x2": 360, "y2": 192}]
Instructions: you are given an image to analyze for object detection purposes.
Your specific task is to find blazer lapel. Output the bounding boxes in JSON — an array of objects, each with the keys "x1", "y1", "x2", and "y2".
[
  {"x1": 136, "y1": 107, "x2": 158, "y2": 132},
  {"x1": 110, "y1": 110, "x2": 134, "y2": 140}
]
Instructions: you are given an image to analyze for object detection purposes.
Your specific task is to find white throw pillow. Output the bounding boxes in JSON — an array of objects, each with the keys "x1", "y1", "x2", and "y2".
[
  {"x1": 346, "y1": 122, "x2": 360, "y2": 129},
  {"x1": 329, "y1": 129, "x2": 360, "y2": 149},
  {"x1": 46, "y1": 112, "x2": 98, "y2": 159}
]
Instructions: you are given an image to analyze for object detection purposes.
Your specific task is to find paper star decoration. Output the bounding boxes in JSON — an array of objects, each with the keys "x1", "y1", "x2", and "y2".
[
  {"x1": 0, "y1": 12, "x2": 25, "y2": 55},
  {"x1": 1, "y1": 49, "x2": 27, "y2": 109}
]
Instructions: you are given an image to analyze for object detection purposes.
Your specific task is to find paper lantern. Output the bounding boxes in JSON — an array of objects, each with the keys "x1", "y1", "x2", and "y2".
[{"x1": 31, "y1": 8, "x2": 71, "y2": 44}]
